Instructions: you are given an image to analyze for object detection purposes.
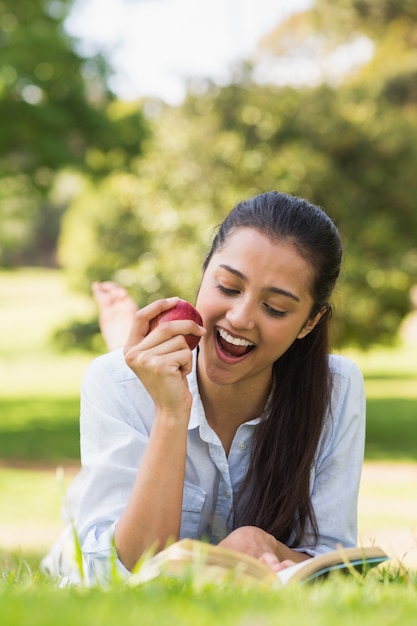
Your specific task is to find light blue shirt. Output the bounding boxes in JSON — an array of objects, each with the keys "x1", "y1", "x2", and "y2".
[{"x1": 50, "y1": 349, "x2": 365, "y2": 584}]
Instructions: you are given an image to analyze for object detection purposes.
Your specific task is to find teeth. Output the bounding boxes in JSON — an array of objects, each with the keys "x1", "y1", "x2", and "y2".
[{"x1": 218, "y1": 328, "x2": 255, "y2": 348}]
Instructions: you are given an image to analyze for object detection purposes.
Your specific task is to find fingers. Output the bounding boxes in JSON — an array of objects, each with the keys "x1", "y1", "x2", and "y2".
[
  {"x1": 123, "y1": 298, "x2": 205, "y2": 390},
  {"x1": 124, "y1": 319, "x2": 203, "y2": 378},
  {"x1": 259, "y1": 552, "x2": 295, "y2": 572},
  {"x1": 125, "y1": 297, "x2": 206, "y2": 350},
  {"x1": 123, "y1": 299, "x2": 199, "y2": 415},
  {"x1": 124, "y1": 297, "x2": 181, "y2": 347},
  {"x1": 145, "y1": 319, "x2": 206, "y2": 351}
]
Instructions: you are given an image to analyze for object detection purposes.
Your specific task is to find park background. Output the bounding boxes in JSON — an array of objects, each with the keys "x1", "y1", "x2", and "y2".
[{"x1": 0, "y1": 0, "x2": 417, "y2": 591}]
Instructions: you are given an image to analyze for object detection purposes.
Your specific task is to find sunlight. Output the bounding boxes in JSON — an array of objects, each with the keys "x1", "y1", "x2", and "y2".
[{"x1": 66, "y1": 0, "x2": 313, "y2": 103}]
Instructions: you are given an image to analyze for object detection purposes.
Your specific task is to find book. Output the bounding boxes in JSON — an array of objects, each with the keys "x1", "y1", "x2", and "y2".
[{"x1": 128, "y1": 539, "x2": 389, "y2": 587}]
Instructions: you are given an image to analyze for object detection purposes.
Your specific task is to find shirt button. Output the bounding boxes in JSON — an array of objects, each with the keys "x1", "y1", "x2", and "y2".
[
  {"x1": 239, "y1": 442, "x2": 247, "y2": 450},
  {"x1": 225, "y1": 490, "x2": 231, "y2": 498}
]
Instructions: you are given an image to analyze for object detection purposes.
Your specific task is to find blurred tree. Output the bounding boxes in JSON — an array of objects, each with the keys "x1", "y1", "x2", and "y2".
[
  {"x1": 254, "y1": 0, "x2": 417, "y2": 345},
  {"x1": 59, "y1": 102, "x2": 223, "y2": 304},
  {"x1": 314, "y1": 0, "x2": 417, "y2": 30},
  {"x1": 57, "y1": 0, "x2": 417, "y2": 349},
  {"x1": 0, "y1": 0, "x2": 149, "y2": 266}
]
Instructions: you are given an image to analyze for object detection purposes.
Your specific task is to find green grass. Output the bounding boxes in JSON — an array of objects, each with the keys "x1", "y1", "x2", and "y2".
[
  {"x1": 0, "y1": 564, "x2": 416, "y2": 626},
  {"x1": 0, "y1": 268, "x2": 94, "y2": 461},
  {"x1": 0, "y1": 468, "x2": 64, "y2": 523},
  {"x1": 1, "y1": 393, "x2": 415, "y2": 462},
  {"x1": 338, "y1": 345, "x2": 417, "y2": 461},
  {"x1": 365, "y1": 397, "x2": 417, "y2": 460},
  {"x1": 0, "y1": 397, "x2": 80, "y2": 460}
]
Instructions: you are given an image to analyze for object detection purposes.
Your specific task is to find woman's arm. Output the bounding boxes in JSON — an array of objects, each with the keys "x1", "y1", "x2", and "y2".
[
  {"x1": 109, "y1": 299, "x2": 207, "y2": 570},
  {"x1": 78, "y1": 298, "x2": 205, "y2": 576},
  {"x1": 114, "y1": 409, "x2": 189, "y2": 570}
]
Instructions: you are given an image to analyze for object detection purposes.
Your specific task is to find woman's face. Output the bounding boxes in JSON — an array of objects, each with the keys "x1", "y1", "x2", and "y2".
[{"x1": 196, "y1": 227, "x2": 323, "y2": 394}]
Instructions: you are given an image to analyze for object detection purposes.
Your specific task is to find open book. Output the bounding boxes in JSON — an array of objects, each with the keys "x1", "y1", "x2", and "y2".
[{"x1": 129, "y1": 539, "x2": 388, "y2": 587}]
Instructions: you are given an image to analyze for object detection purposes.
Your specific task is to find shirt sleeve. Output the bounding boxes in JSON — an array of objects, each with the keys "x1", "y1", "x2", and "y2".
[
  {"x1": 294, "y1": 356, "x2": 366, "y2": 557},
  {"x1": 75, "y1": 353, "x2": 152, "y2": 585}
]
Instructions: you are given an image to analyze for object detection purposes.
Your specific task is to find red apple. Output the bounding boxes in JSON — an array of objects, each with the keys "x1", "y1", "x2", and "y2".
[{"x1": 148, "y1": 299, "x2": 203, "y2": 350}]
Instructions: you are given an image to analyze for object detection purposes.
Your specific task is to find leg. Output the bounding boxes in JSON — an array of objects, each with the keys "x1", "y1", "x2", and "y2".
[{"x1": 92, "y1": 281, "x2": 137, "y2": 351}]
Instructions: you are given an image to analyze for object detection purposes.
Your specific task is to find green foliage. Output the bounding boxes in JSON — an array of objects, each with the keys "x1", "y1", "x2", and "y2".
[
  {"x1": 58, "y1": 105, "x2": 224, "y2": 305},
  {"x1": 0, "y1": 0, "x2": 150, "y2": 266},
  {"x1": 53, "y1": 318, "x2": 104, "y2": 353},
  {"x1": 58, "y1": 174, "x2": 158, "y2": 294},
  {"x1": 0, "y1": 0, "x2": 148, "y2": 179},
  {"x1": 315, "y1": 0, "x2": 417, "y2": 29}
]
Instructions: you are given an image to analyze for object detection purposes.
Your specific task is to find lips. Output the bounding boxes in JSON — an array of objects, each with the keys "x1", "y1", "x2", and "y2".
[{"x1": 216, "y1": 328, "x2": 255, "y2": 359}]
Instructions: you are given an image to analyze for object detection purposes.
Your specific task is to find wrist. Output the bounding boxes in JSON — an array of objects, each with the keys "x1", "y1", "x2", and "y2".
[{"x1": 153, "y1": 407, "x2": 191, "y2": 430}]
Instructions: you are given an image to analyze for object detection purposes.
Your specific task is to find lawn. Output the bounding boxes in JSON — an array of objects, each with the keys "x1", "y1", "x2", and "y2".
[
  {"x1": 344, "y1": 344, "x2": 417, "y2": 461},
  {"x1": 0, "y1": 268, "x2": 416, "y2": 623},
  {"x1": 0, "y1": 569, "x2": 415, "y2": 626}
]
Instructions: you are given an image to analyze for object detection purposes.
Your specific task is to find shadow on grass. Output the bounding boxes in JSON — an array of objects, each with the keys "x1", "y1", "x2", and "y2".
[
  {"x1": 1, "y1": 396, "x2": 416, "y2": 463},
  {"x1": 366, "y1": 397, "x2": 417, "y2": 461},
  {"x1": 0, "y1": 397, "x2": 80, "y2": 461}
]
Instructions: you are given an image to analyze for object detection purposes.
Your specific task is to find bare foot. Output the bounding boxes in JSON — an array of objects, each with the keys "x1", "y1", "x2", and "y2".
[{"x1": 92, "y1": 281, "x2": 137, "y2": 351}]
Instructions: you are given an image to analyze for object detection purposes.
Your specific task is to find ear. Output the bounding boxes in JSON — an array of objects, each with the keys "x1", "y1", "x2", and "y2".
[{"x1": 297, "y1": 306, "x2": 327, "y2": 340}]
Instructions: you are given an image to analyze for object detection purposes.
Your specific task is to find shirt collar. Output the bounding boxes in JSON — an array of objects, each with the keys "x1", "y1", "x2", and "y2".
[
  {"x1": 188, "y1": 349, "x2": 204, "y2": 430},
  {"x1": 187, "y1": 350, "x2": 266, "y2": 432}
]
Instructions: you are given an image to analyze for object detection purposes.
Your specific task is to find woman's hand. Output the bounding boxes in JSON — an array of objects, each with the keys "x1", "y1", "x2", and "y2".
[
  {"x1": 258, "y1": 552, "x2": 296, "y2": 573},
  {"x1": 123, "y1": 298, "x2": 206, "y2": 418},
  {"x1": 219, "y1": 526, "x2": 309, "y2": 573}
]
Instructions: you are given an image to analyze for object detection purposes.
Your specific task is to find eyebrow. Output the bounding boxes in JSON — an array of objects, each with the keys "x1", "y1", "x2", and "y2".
[{"x1": 218, "y1": 264, "x2": 300, "y2": 302}]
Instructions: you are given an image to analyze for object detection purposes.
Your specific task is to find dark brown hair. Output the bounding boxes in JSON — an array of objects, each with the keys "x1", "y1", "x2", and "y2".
[{"x1": 203, "y1": 191, "x2": 342, "y2": 547}]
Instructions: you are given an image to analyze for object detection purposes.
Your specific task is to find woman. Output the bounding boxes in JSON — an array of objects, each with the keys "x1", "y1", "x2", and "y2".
[{"x1": 44, "y1": 190, "x2": 365, "y2": 584}]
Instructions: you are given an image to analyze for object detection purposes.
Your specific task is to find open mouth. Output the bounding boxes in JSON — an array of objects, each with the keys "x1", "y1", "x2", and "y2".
[{"x1": 216, "y1": 328, "x2": 256, "y2": 358}]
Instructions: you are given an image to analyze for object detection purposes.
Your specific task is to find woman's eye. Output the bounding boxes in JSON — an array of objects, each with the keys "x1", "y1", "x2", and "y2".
[
  {"x1": 264, "y1": 304, "x2": 287, "y2": 318},
  {"x1": 216, "y1": 283, "x2": 239, "y2": 296}
]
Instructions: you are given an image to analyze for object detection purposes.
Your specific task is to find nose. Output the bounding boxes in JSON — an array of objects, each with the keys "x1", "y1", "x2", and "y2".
[{"x1": 225, "y1": 297, "x2": 256, "y2": 330}]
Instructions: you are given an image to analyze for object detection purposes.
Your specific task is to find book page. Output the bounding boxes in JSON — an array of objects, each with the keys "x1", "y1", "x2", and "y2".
[{"x1": 276, "y1": 560, "x2": 308, "y2": 585}]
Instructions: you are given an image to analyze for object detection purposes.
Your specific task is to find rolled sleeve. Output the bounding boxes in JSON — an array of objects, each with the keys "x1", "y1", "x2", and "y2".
[{"x1": 81, "y1": 522, "x2": 131, "y2": 584}]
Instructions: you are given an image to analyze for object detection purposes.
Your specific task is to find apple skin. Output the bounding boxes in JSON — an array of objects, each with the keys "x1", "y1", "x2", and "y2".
[{"x1": 148, "y1": 299, "x2": 203, "y2": 350}]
